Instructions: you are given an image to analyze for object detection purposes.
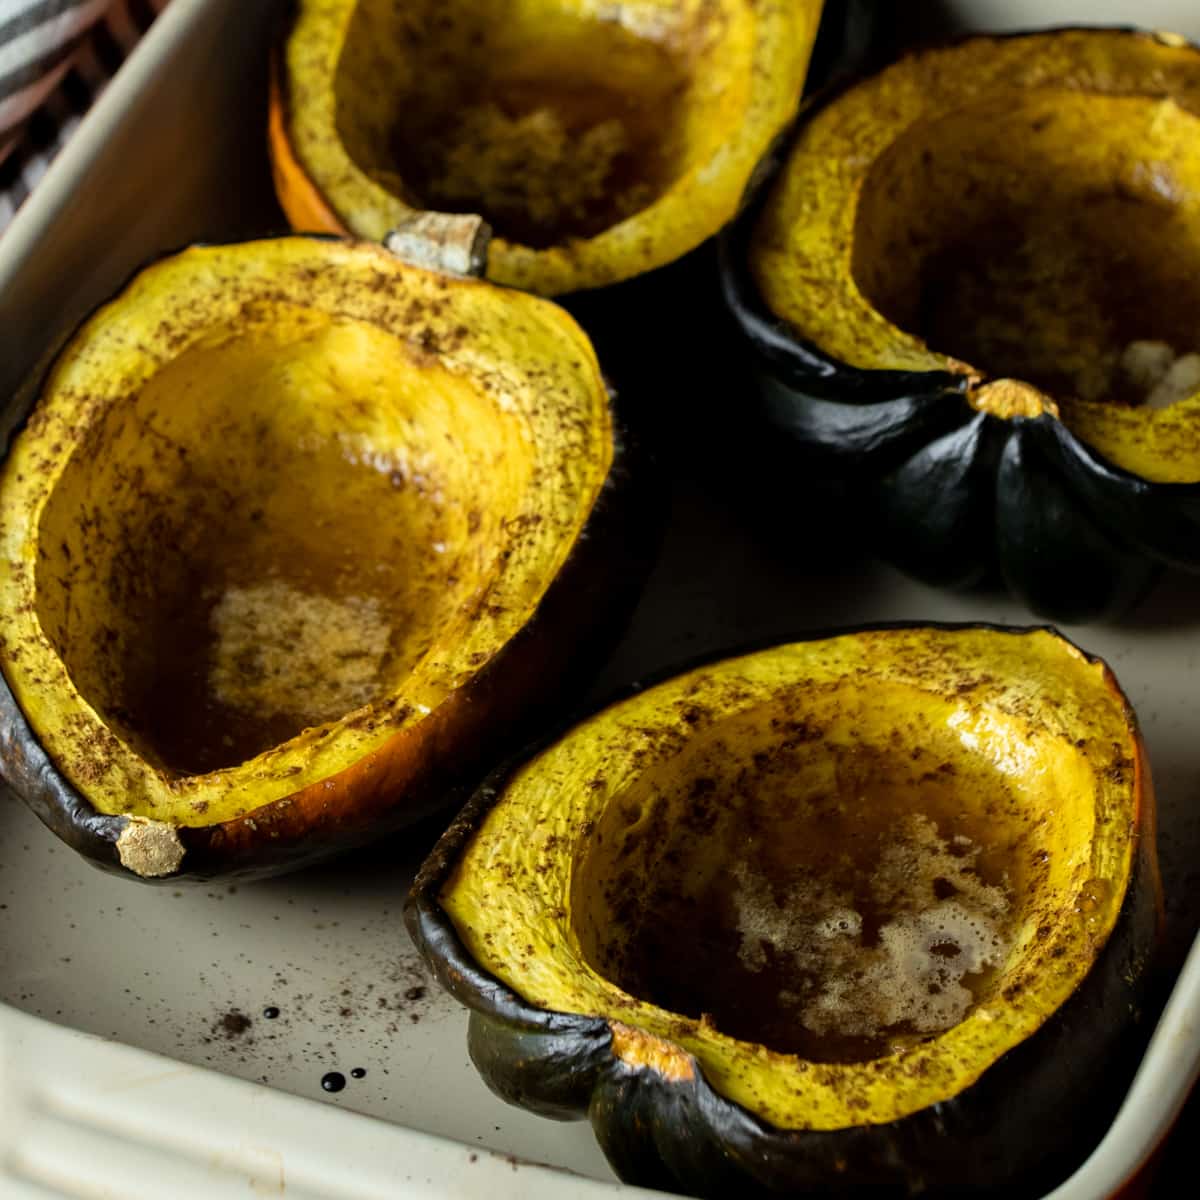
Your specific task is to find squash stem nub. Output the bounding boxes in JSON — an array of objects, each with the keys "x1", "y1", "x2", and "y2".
[{"x1": 384, "y1": 213, "x2": 492, "y2": 278}]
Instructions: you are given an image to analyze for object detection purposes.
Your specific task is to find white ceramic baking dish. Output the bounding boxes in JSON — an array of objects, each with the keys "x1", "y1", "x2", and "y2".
[{"x1": 2, "y1": 1, "x2": 1199, "y2": 1195}]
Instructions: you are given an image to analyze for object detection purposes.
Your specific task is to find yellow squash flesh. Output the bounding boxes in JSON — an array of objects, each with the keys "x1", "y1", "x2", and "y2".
[
  {"x1": 275, "y1": 0, "x2": 824, "y2": 295},
  {"x1": 440, "y1": 627, "x2": 1144, "y2": 1131},
  {"x1": 750, "y1": 30, "x2": 1200, "y2": 482},
  {"x1": 0, "y1": 237, "x2": 612, "y2": 828}
]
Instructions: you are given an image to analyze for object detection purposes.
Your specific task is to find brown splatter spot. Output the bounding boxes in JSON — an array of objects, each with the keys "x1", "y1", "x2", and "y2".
[{"x1": 217, "y1": 1010, "x2": 252, "y2": 1039}]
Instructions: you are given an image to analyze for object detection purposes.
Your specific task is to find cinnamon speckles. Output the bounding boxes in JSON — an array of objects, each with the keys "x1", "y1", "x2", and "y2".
[{"x1": 63, "y1": 713, "x2": 121, "y2": 786}]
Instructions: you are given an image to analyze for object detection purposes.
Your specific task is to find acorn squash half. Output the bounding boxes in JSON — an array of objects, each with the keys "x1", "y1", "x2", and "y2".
[
  {"x1": 268, "y1": 0, "x2": 825, "y2": 296},
  {"x1": 0, "y1": 234, "x2": 647, "y2": 880},
  {"x1": 723, "y1": 28, "x2": 1200, "y2": 622},
  {"x1": 407, "y1": 626, "x2": 1159, "y2": 1197}
]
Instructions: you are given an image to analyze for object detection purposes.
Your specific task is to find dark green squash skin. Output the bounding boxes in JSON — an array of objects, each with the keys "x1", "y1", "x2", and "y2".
[
  {"x1": 717, "y1": 45, "x2": 1200, "y2": 625},
  {"x1": 405, "y1": 625, "x2": 1161, "y2": 1199},
  {"x1": 0, "y1": 244, "x2": 659, "y2": 883}
]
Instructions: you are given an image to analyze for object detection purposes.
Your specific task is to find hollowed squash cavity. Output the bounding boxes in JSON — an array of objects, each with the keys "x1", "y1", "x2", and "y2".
[
  {"x1": 853, "y1": 91, "x2": 1200, "y2": 408},
  {"x1": 572, "y1": 686, "x2": 1078, "y2": 1064},
  {"x1": 336, "y1": 0, "x2": 692, "y2": 249},
  {"x1": 36, "y1": 308, "x2": 529, "y2": 775},
  {"x1": 0, "y1": 238, "x2": 613, "y2": 829}
]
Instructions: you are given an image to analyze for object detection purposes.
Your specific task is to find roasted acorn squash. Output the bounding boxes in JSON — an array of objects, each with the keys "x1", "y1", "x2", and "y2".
[
  {"x1": 723, "y1": 29, "x2": 1200, "y2": 622},
  {"x1": 0, "y1": 234, "x2": 647, "y2": 880},
  {"x1": 407, "y1": 626, "x2": 1159, "y2": 1197},
  {"x1": 269, "y1": 0, "x2": 825, "y2": 296}
]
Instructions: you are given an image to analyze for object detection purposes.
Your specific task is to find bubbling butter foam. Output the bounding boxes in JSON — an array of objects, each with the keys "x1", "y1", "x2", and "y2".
[{"x1": 732, "y1": 813, "x2": 1012, "y2": 1044}]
